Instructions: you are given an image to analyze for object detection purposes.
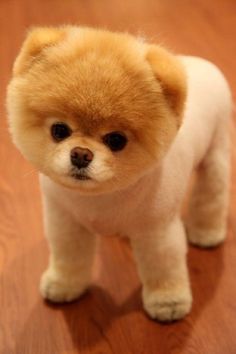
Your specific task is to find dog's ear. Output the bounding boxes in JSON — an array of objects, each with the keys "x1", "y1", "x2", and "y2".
[
  {"x1": 13, "y1": 27, "x2": 65, "y2": 75},
  {"x1": 146, "y1": 45, "x2": 187, "y2": 123}
]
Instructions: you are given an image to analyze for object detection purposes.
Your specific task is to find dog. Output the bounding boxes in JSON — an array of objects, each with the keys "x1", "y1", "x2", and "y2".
[{"x1": 7, "y1": 26, "x2": 231, "y2": 322}]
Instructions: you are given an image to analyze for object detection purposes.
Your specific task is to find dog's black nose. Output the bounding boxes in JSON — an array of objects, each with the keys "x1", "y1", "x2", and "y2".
[{"x1": 70, "y1": 147, "x2": 94, "y2": 169}]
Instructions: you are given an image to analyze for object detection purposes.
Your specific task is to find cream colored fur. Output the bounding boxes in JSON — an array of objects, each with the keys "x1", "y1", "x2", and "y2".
[
  {"x1": 40, "y1": 57, "x2": 231, "y2": 321},
  {"x1": 7, "y1": 27, "x2": 231, "y2": 322}
]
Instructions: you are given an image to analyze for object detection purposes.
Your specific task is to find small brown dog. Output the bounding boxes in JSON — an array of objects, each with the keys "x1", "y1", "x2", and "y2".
[{"x1": 7, "y1": 26, "x2": 231, "y2": 322}]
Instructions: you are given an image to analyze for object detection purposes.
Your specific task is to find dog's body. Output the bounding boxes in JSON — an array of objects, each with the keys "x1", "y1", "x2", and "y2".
[
  {"x1": 41, "y1": 55, "x2": 230, "y2": 237},
  {"x1": 7, "y1": 27, "x2": 231, "y2": 322}
]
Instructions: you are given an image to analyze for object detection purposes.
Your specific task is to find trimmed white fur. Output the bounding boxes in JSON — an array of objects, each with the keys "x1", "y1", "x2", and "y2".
[{"x1": 40, "y1": 56, "x2": 231, "y2": 322}]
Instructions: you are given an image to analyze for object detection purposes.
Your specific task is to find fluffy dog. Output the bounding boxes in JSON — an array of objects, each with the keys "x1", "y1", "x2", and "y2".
[{"x1": 7, "y1": 26, "x2": 231, "y2": 322}]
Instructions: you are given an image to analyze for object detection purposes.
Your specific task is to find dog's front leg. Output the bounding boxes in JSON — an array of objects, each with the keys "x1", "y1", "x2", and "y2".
[
  {"x1": 131, "y1": 217, "x2": 192, "y2": 322},
  {"x1": 40, "y1": 192, "x2": 96, "y2": 303}
]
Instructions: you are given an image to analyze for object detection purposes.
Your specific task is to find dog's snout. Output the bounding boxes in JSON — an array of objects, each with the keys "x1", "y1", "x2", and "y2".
[{"x1": 70, "y1": 147, "x2": 94, "y2": 169}]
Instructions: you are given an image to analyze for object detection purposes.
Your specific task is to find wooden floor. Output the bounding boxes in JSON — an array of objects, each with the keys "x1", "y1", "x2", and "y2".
[{"x1": 1, "y1": 1, "x2": 236, "y2": 353}]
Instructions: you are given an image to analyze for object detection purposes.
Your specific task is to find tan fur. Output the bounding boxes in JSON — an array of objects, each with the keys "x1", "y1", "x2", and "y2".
[
  {"x1": 7, "y1": 26, "x2": 231, "y2": 322},
  {"x1": 13, "y1": 27, "x2": 67, "y2": 75},
  {"x1": 7, "y1": 26, "x2": 185, "y2": 195},
  {"x1": 146, "y1": 45, "x2": 187, "y2": 120}
]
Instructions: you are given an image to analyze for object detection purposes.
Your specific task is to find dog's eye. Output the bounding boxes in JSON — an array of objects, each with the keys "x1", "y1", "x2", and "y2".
[
  {"x1": 51, "y1": 123, "x2": 72, "y2": 142},
  {"x1": 103, "y1": 132, "x2": 127, "y2": 151}
]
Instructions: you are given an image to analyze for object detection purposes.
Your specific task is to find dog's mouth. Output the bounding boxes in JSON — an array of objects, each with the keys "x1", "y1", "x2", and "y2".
[
  {"x1": 71, "y1": 172, "x2": 91, "y2": 181},
  {"x1": 69, "y1": 165, "x2": 94, "y2": 182}
]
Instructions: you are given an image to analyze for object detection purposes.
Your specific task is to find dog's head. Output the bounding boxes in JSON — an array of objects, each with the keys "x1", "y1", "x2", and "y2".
[{"x1": 7, "y1": 27, "x2": 186, "y2": 194}]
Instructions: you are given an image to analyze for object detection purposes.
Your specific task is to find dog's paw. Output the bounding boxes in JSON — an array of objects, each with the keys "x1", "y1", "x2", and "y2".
[
  {"x1": 186, "y1": 224, "x2": 226, "y2": 248},
  {"x1": 143, "y1": 286, "x2": 192, "y2": 322},
  {"x1": 40, "y1": 269, "x2": 89, "y2": 303}
]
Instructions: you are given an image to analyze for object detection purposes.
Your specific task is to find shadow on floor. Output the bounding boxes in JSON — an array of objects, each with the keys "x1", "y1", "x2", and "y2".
[{"x1": 7, "y1": 238, "x2": 225, "y2": 354}]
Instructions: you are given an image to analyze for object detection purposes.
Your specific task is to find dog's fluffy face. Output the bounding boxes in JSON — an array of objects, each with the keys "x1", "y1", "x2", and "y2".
[{"x1": 7, "y1": 27, "x2": 186, "y2": 194}]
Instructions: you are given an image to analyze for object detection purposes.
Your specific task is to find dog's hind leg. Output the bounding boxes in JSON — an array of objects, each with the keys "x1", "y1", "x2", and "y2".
[{"x1": 186, "y1": 116, "x2": 231, "y2": 248}]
